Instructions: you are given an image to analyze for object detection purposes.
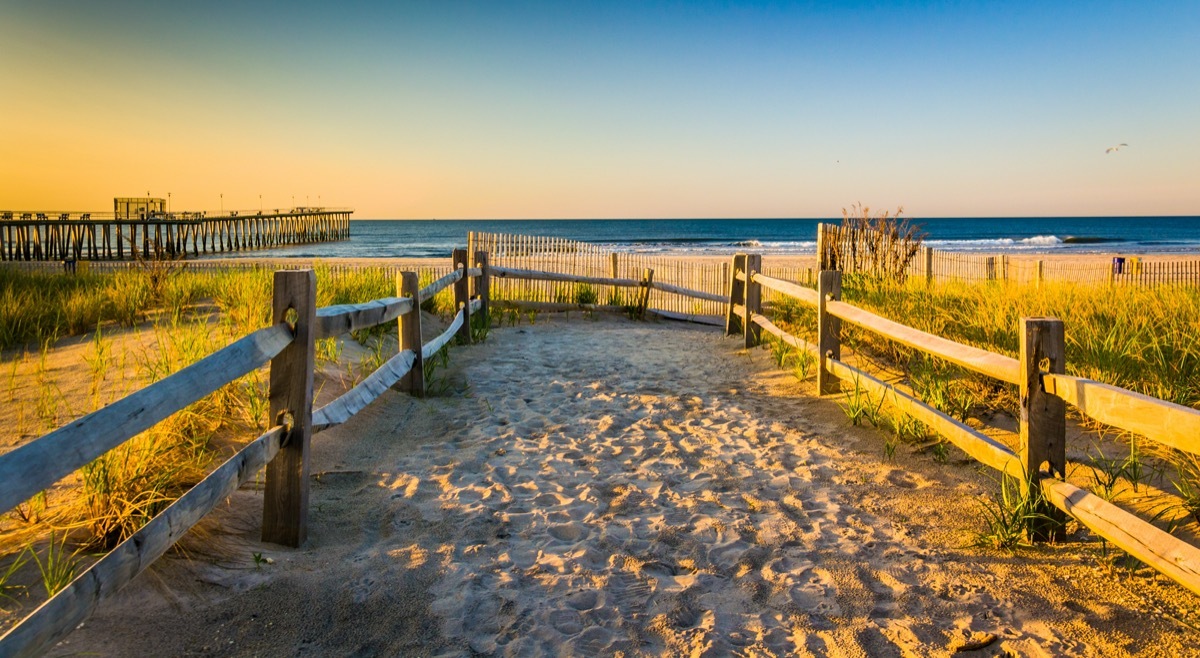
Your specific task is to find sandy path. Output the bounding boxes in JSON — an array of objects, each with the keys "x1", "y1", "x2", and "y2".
[{"x1": 51, "y1": 316, "x2": 1200, "y2": 657}]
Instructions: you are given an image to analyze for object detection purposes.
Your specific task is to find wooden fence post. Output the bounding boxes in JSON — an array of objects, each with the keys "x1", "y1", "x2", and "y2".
[
  {"x1": 986, "y1": 256, "x2": 996, "y2": 281},
  {"x1": 396, "y1": 271, "x2": 424, "y2": 396},
  {"x1": 817, "y1": 224, "x2": 828, "y2": 270},
  {"x1": 817, "y1": 270, "x2": 842, "y2": 396},
  {"x1": 453, "y1": 248, "x2": 472, "y2": 343},
  {"x1": 637, "y1": 268, "x2": 654, "y2": 320},
  {"x1": 262, "y1": 269, "x2": 316, "y2": 547},
  {"x1": 1036, "y1": 260, "x2": 1044, "y2": 288},
  {"x1": 475, "y1": 250, "x2": 490, "y2": 329},
  {"x1": 924, "y1": 246, "x2": 934, "y2": 287},
  {"x1": 744, "y1": 254, "x2": 762, "y2": 348},
  {"x1": 610, "y1": 252, "x2": 620, "y2": 279},
  {"x1": 1019, "y1": 316, "x2": 1067, "y2": 541},
  {"x1": 725, "y1": 254, "x2": 747, "y2": 336}
]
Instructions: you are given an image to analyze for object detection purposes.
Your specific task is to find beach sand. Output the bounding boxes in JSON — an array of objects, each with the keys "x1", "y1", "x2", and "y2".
[{"x1": 43, "y1": 315, "x2": 1200, "y2": 657}]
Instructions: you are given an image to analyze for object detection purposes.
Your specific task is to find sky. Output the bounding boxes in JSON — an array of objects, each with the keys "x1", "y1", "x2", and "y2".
[{"x1": 2, "y1": 0, "x2": 1198, "y2": 219}]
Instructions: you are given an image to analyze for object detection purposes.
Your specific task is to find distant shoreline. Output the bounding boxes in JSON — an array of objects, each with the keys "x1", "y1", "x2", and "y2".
[{"x1": 193, "y1": 251, "x2": 1200, "y2": 271}]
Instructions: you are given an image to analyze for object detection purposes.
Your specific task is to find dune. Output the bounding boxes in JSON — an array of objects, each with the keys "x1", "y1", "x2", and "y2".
[{"x1": 44, "y1": 314, "x2": 1200, "y2": 657}]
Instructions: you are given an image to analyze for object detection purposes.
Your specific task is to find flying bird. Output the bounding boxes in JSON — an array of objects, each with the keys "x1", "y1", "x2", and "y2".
[{"x1": 1105, "y1": 143, "x2": 1128, "y2": 154}]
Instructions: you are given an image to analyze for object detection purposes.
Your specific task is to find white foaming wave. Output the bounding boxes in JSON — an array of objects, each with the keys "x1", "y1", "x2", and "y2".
[
  {"x1": 598, "y1": 240, "x2": 817, "y2": 255},
  {"x1": 1021, "y1": 235, "x2": 1063, "y2": 246},
  {"x1": 924, "y1": 236, "x2": 1064, "y2": 251}
]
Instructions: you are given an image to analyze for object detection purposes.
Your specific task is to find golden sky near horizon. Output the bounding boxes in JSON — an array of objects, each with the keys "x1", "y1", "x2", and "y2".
[{"x1": 2, "y1": 2, "x2": 1198, "y2": 219}]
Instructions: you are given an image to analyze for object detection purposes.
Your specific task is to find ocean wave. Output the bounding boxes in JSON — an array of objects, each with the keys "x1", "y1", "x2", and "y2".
[{"x1": 1022, "y1": 235, "x2": 1063, "y2": 246}]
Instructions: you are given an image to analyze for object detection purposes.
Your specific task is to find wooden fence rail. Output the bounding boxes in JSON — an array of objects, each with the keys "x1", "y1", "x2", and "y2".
[
  {"x1": 727, "y1": 253, "x2": 1200, "y2": 598},
  {"x1": 0, "y1": 252, "x2": 489, "y2": 658}
]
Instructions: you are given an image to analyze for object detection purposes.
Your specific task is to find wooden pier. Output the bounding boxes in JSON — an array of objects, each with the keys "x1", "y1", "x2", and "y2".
[{"x1": 0, "y1": 208, "x2": 351, "y2": 261}]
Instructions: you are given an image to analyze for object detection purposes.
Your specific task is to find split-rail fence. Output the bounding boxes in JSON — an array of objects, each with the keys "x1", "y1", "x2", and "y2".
[
  {"x1": 0, "y1": 249, "x2": 478, "y2": 657},
  {"x1": 726, "y1": 252, "x2": 1200, "y2": 599}
]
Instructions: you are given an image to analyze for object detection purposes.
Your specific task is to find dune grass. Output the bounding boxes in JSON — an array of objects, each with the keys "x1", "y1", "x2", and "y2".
[
  {"x1": 0, "y1": 262, "x2": 465, "y2": 618},
  {"x1": 769, "y1": 274, "x2": 1200, "y2": 545},
  {"x1": 771, "y1": 275, "x2": 1200, "y2": 413}
]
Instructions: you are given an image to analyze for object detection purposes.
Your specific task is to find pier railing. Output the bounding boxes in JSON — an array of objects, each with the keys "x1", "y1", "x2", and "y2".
[
  {"x1": 0, "y1": 249, "x2": 483, "y2": 657},
  {"x1": 0, "y1": 209, "x2": 351, "y2": 262},
  {"x1": 726, "y1": 254, "x2": 1200, "y2": 597}
]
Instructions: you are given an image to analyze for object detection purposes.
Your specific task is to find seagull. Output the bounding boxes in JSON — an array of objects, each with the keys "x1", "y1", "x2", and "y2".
[{"x1": 1105, "y1": 143, "x2": 1128, "y2": 154}]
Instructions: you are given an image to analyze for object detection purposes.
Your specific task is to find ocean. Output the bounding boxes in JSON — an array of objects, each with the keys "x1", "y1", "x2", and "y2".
[{"x1": 212, "y1": 217, "x2": 1200, "y2": 259}]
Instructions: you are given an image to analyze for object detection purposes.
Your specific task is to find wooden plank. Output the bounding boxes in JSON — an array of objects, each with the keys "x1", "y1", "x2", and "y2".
[
  {"x1": 744, "y1": 255, "x2": 762, "y2": 348},
  {"x1": 313, "y1": 296, "x2": 413, "y2": 339},
  {"x1": 0, "y1": 323, "x2": 292, "y2": 516},
  {"x1": 637, "y1": 268, "x2": 654, "y2": 320},
  {"x1": 826, "y1": 358, "x2": 1022, "y2": 476},
  {"x1": 475, "y1": 250, "x2": 490, "y2": 326},
  {"x1": 493, "y1": 300, "x2": 627, "y2": 313},
  {"x1": 649, "y1": 280, "x2": 727, "y2": 303},
  {"x1": 751, "y1": 272, "x2": 820, "y2": 307},
  {"x1": 817, "y1": 271, "x2": 842, "y2": 395},
  {"x1": 312, "y1": 350, "x2": 418, "y2": 432},
  {"x1": 490, "y1": 265, "x2": 641, "y2": 288},
  {"x1": 751, "y1": 313, "x2": 818, "y2": 355},
  {"x1": 419, "y1": 268, "x2": 464, "y2": 300},
  {"x1": 1019, "y1": 317, "x2": 1067, "y2": 539},
  {"x1": 646, "y1": 310, "x2": 725, "y2": 326},
  {"x1": 262, "y1": 270, "x2": 317, "y2": 547},
  {"x1": 726, "y1": 254, "x2": 747, "y2": 336},
  {"x1": 826, "y1": 299, "x2": 1021, "y2": 385},
  {"x1": 1044, "y1": 373, "x2": 1200, "y2": 455},
  {"x1": 453, "y1": 249, "x2": 472, "y2": 344},
  {"x1": 396, "y1": 272, "x2": 424, "y2": 396},
  {"x1": 1042, "y1": 478, "x2": 1200, "y2": 598},
  {"x1": 0, "y1": 425, "x2": 285, "y2": 658},
  {"x1": 423, "y1": 309, "x2": 465, "y2": 359}
]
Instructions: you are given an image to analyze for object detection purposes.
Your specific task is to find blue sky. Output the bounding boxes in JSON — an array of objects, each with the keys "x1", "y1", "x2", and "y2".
[{"x1": 2, "y1": 0, "x2": 1197, "y2": 218}]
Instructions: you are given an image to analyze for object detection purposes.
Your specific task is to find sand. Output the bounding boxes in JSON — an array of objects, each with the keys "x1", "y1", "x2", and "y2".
[{"x1": 38, "y1": 315, "x2": 1200, "y2": 657}]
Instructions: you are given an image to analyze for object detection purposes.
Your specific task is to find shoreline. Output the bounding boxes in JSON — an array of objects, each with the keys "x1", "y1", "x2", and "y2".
[{"x1": 184, "y1": 250, "x2": 1200, "y2": 270}]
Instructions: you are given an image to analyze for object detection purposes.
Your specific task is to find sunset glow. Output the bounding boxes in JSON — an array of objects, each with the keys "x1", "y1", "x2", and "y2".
[{"x1": 2, "y1": 1, "x2": 1197, "y2": 218}]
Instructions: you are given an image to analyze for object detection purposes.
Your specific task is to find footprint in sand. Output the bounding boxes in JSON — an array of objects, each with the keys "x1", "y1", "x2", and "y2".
[
  {"x1": 550, "y1": 609, "x2": 584, "y2": 635},
  {"x1": 570, "y1": 626, "x2": 616, "y2": 654},
  {"x1": 885, "y1": 469, "x2": 925, "y2": 489},
  {"x1": 566, "y1": 589, "x2": 600, "y2": 611},
  {"x1": 548, "y1": 522, "x2": 588, "y2": 542}
]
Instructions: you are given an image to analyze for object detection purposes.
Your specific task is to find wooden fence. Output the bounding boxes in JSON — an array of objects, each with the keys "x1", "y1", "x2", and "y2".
[
  {"x1": 818, "y1": 222, "x2": 1200, "y2": 287},
  {"x1": 726, "y1": 253, "x2": 1200, "y2": 598},
  {"x1": 467, "y1": 231, "x2": 816, "y2": 318},
  {"x1": 0, "y1": 249, "x2": 485, "y2": 657}
]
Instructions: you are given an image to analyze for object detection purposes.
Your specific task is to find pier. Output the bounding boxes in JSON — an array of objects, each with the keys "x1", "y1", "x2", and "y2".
[{"x1": 0, "y1": 204, "x2": 351, "y2": 261}]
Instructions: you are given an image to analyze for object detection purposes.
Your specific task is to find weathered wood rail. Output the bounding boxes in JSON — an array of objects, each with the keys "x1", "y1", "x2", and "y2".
[
  {"x1": 0, "y1": 249, "x2": 484, "y2": 657},
  {"x1": 0, "y1": 209, "x2": 351, "y2": 262},
  {"x1": 727, "y1": 252, "x2": 1200, "y2": 597},
  {"x1": 488, "y1": 265, "x2": 721, "y2": 325}
]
